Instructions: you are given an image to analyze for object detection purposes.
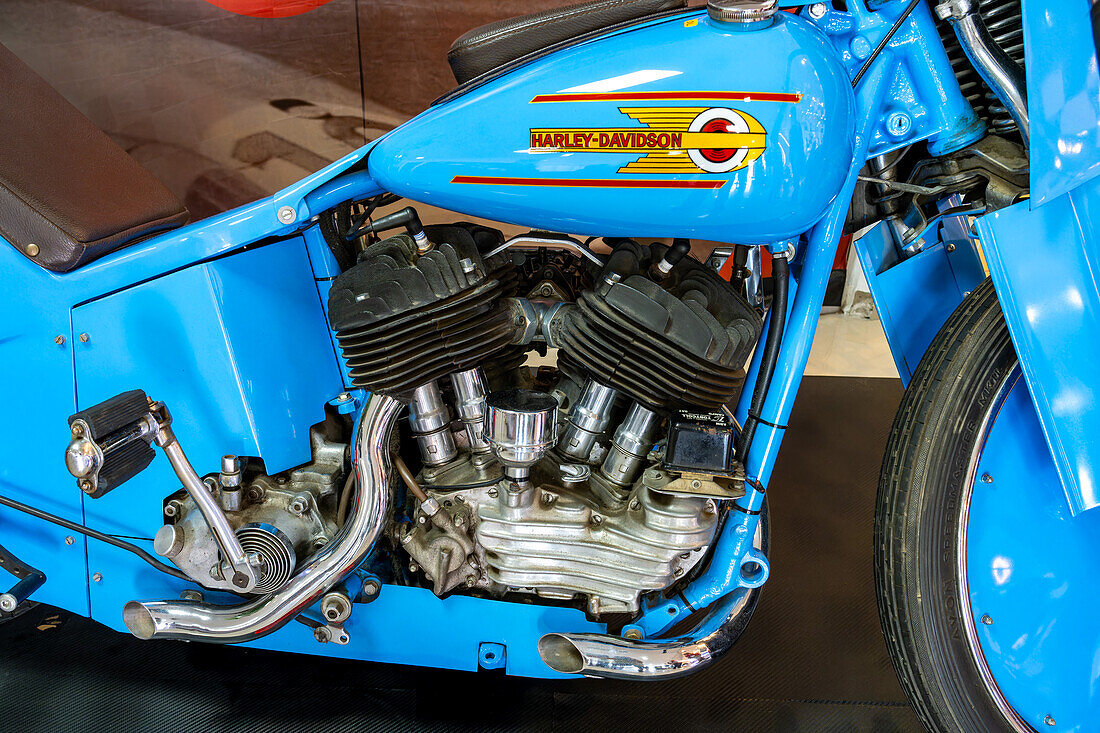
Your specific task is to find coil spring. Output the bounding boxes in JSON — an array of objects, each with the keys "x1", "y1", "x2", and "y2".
[
  {"x1": 236, "y1": 523, "x2": 296, "y2": 594},
  {"x1": 937, "y1": 0, "x2": 1025, "y2": 136}
]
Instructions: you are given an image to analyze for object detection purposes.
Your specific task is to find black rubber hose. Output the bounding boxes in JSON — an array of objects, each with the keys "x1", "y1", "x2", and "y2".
[
  {"x1": 0, "y1": 493, "x2": 190, "y2": 581},
  {"x1": 737, "y1": 252, "x2": 789, "y2": 458}
]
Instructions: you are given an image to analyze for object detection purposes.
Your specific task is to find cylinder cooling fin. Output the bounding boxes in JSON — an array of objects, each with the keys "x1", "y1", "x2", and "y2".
[
  {"x1": 937, "y1": 0, "x2": 1024, "y2": 137},
  {"x1": 327, "y1": 224, "x2": 517, "y2": 401},
  {"x1": 558, "y1": 240, "x2": 762, "y2": 412}
]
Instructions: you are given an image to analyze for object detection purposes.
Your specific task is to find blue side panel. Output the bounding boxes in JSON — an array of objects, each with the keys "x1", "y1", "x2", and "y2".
[
  {"x1": 854, "y1": 220, "x2": 986, "y2": 384},
  {"x1": 0, "y1": 245, "x2": 90, "y2": 615},
  {"x1": 72, "y1": 238, "x2": 345, "y2": 537},
  {"x1": 977, "y1": 176, "x2": 1100, "y2": 514},
  {"x1": 1021, "y1": 0, "x2": 1100, "y2": 207},
  {"x1": 967, "y1": 375, "x2": 1100, "y2": 730}
]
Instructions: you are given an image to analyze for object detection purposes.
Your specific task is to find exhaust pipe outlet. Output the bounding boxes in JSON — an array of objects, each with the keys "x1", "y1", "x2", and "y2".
[
  {"x1": 537, "y1": 587, "x2": 755, "y2": 679},
  {"x1": 123, "y1": 393, "x2": 402, "y2": 644}
]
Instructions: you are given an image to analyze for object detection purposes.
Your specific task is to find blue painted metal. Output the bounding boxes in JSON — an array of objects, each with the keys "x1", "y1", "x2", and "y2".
[
  {"x1": 1021, "y1": 0, "x2": 1100, "y2": 207},
  {"x1": 977, "y1": 176, "x2": 1100, "y2": 515},
  {"x1": 478, "y1": 643, "x2": 507, "y2": 671},
  {"x1": 370, "y1": 10, "x2": 858, "y2": 243},
  {"x1": 966, "y1": 371, "x2": 1100, "y2": 730},
  {"x1": 853, "y1": 217, "x2": 986, "y2": 384},
  {"x1": 802, "y1": 0, "x2": 984, "y2": 157},
  {"x1": 72, "y1": 238, "x2": 345, "y2": 538}
]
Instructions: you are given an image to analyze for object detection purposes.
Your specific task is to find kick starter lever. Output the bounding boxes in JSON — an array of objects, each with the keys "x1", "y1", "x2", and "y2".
[{"x1": 65, "y1": 391, "x2": 259, "y2": 593}]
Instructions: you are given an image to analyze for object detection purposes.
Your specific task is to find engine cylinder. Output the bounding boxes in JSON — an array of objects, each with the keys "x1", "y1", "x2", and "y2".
[
  {"x1": 327, "y1": 225, "x2": 515, "y2": 401},
  {"x1": 559, "y1": 241, "x2": 762, "y2": 412}
]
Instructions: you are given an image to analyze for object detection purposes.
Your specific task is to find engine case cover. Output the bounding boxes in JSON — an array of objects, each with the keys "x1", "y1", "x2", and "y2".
[
  {"x1": 413, "y1": 467, "x2": 718, "y2": 616},
  {"x1": 369, "y1": 11, "x2": 854, "y2": 243}
]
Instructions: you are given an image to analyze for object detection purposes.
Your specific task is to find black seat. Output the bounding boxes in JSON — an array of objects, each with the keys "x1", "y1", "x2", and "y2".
[
  {"x1": 448, "y1": 0, "x2": 687, "y2": 86},
  {"x1": 0, "y1": 44, "x2": 188, "y2": 273}
]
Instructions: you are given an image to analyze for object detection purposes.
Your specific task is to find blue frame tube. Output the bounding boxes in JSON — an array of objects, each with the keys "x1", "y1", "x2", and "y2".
[{"x1": 637, "y1": 61, "x2": 890, "y2": 635}]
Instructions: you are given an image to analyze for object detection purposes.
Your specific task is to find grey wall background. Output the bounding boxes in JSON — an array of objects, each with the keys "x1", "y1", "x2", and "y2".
[{"x1": 0, "y1": 0, "x2": 580, "y2": 220}]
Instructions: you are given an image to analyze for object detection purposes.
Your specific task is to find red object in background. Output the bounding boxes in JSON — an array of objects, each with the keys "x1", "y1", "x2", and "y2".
[{"x1": 203, "y1": 0, "x2": 335, "y2": 18}]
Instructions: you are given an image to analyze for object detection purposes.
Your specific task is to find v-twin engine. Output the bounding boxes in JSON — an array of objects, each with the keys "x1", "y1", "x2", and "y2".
[{"x1": 322, "y1": 225, "x2": 762, "y2": 616}]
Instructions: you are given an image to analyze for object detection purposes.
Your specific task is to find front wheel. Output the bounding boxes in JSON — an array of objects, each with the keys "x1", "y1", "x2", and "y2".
[{"x1": 876, "y1": 279, "x2": 1100, "y2": 731}]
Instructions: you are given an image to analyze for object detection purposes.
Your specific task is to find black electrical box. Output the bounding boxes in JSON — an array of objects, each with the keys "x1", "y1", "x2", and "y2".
[{"x1": 662, "y1": 410, "x2": 735, "y2": 475}]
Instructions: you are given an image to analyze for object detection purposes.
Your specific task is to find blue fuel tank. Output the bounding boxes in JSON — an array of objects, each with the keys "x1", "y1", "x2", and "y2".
[{"x1": 368, "y1": 10, "x2": 855, "y2": 244}]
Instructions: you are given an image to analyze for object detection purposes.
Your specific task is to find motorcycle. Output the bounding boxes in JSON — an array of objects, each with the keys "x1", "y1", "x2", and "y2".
[{"x1": 0, "y1": 0, "x2": 1095, "y2": 729}]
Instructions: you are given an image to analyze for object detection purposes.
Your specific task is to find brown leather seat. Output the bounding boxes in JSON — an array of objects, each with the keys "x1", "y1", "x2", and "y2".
[{"x1": 0, "y1": 44, "x2": 188, "y2": 273}]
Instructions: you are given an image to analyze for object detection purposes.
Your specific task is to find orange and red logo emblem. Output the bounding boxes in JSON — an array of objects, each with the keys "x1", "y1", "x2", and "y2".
[
  {"x1": 452, "y1": 91, "x2": 799, "y2": 189},
  {"x1": 530, "y1": 106, "x2": 767, "y2": 174}
]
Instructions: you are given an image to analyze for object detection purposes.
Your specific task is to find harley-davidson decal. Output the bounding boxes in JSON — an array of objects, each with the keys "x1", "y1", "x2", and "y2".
[{"x1": 529, "y1": 106, "x2": 768, "y2": 174}]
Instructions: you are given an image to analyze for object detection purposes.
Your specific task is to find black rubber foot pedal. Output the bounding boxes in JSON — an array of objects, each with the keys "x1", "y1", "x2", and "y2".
[{"x1": 66, "y1": 390, "x2": 156, "y2": 498}]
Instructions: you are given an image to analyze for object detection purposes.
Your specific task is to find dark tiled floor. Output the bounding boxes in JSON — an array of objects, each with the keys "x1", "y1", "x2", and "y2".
[{"x1": 0, "y1": 377, "x2": 919, "y2": 732}]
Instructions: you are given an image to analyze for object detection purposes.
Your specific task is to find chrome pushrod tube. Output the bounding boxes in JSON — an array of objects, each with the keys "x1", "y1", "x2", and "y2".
[
  {"x1": 537, "y1": 587, "x2": 754, "y2": 679},
  {"x1": 936, "y1": 0, "x2": 1029, "y2": 147},
  {"x1": 123, "y1": 393, "x2": 402, "y2": 643}
]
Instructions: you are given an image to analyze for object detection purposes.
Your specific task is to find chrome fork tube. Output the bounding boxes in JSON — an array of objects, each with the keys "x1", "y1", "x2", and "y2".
[{"x1": 122, "y1": 393, "x2": 402, "y2": 644}]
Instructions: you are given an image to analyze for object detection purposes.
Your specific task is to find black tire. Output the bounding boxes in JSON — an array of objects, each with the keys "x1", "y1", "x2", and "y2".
[{"x1": 875, "y1": 279, "x2": 1028, "y2": 733}]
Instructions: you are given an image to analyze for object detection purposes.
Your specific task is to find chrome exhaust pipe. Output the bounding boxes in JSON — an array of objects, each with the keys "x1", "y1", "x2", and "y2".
[
  {"x1": 123, "y1": 393, "x2": 401, "y2": 644},
  {"x1": 537, "y1": 587, "x2": 755, "y2": 679}
]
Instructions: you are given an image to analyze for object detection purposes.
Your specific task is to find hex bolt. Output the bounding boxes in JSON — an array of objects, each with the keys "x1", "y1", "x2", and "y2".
[
  {"x1": 623, "y1": 628, "x2": 643, "y2": 640},
  {"x1": 54, "y1": 335, "x2": 65, "y2": 346},
  {"x1": 92, "y1": 572, "x2": 102, "y2": 583},
  {"x1": 1045, "y1": 716, "x2": 1056, "y2": 727},
  {"x1": 363, "y1": 579, "x2": 381, "y2": 596},
  {"x1": 181, "y1": 589, "x2": 204, "y2": 602},
  {"x1": 981, "y1": 614, "x2": 993, "y2": 625},
  {"x1": 78, "y1": 333, "x2": 89, "y2": 343},
  {"x1": 337, "y1": 392, "x2": 351, "y2": 402},
  {"x1": 981, "y1": 473, "x2": 993, "y2": 483},
  {"x1": 464, "y1": 575, "x2": 476, "y2": 587},
  {"x1": 314, "y1": 627, "x2": 329, "y2": 644},
  {"x1": 320, "y1": 591, "x2": 352, "y2": 623},
  {"x1": 65, "y1": 536, "x2": 75, "y2": 546}
]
